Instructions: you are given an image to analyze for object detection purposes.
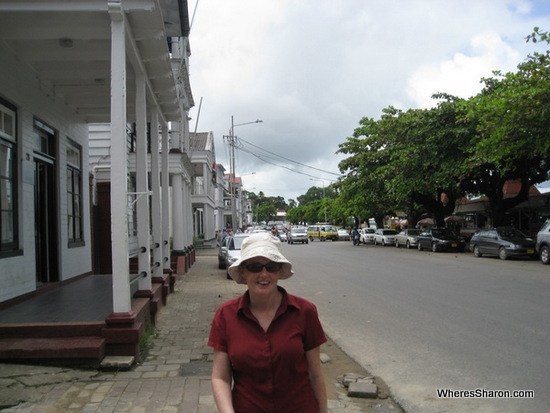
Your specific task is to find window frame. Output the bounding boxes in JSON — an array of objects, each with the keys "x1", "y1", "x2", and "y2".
[
  {"x1": 66, "y1": 138, "x2": 84, "y2": 248},
  {"x1": 0, "y1": 98, "x2": 20, "y2": 257}
]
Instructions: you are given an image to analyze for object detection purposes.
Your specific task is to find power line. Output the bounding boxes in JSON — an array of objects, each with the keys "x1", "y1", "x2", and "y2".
[
  {"x1": 236, "y1": 145, "x2": 339, "y2": 182},
  {"x1": 236, "y1": 137, "x2": 342, "y2": 179}
]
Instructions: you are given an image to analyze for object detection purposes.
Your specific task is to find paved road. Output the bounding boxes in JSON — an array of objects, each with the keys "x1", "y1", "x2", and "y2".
[{"x1": 281, "y1": 240, "x2": 550, "y2": 413}]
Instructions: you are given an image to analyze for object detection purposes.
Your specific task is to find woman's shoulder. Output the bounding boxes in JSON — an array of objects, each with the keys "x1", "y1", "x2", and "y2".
[
  {"x1": 216, "y1": 294, "x2": 246, "y2": 314},
  {"x1": 286, "y1": 291, "x2": 318, "y2": 311}
]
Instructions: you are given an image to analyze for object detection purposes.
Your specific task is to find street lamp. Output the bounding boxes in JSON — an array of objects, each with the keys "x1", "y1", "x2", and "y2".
[
  {"x1": 228, "y1": 117, "x2": 262, "y2": 230},
  {"x1": 310, "y1": 178, "x2": 327, "y2": 223}
]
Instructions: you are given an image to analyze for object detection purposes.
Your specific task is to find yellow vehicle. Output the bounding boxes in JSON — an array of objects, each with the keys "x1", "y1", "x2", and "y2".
[{"x1": 307, "y1": 224, "x2": 339, "y2": 241}]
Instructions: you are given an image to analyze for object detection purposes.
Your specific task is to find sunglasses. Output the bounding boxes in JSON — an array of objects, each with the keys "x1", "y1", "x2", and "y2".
[{"x1": 243, "y1": 261, "x2": 283, "y2": 273}]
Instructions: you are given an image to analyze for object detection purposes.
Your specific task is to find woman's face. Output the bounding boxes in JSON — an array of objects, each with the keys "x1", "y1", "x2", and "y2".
[{"x1": 242, "y1": 256, "x2": 282, "y2": 295}]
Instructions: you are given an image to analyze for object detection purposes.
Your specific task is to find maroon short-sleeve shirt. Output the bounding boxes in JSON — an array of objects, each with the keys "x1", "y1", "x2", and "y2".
[{"x1": 208, "y1": 287, "x2": 327, "y2": 413}]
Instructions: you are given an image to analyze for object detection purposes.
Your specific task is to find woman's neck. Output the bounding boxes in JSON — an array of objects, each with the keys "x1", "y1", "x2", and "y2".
[{"x1": 249, "y1": 288, "x2": 282, "y2": 312}]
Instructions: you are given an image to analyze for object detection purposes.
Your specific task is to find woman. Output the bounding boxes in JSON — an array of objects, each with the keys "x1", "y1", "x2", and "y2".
[{"x1": 208, "y1": 232, "x2": 328, "y2": 413}]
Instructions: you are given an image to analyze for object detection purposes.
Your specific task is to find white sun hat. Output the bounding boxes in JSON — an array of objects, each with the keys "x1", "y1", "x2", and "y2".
[{"x1": 227, "y1": 232, "x2": 294, "y2": 284}]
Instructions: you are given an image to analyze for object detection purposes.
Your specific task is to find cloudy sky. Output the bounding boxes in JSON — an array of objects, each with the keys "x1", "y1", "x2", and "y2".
[{"x1": 187, "y1": 0, "x2": 549, "y2": 202}]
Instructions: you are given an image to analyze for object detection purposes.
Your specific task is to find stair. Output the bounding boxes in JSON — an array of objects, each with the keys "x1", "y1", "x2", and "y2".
[
  {"x1": 0, "y1": 323, "x2": 106, "y2": 365},
  {"x1": 0, "y1": 336, "x2": 106, "y2": 361}
]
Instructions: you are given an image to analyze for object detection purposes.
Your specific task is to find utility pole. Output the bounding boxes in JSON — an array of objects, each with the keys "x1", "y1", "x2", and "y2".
[
  {"x1": 229, "y1": 116, "x2": 237, "y2": 231},
  {"x1": 224, "y1": 117, "x2": 263, "y2": 232}
]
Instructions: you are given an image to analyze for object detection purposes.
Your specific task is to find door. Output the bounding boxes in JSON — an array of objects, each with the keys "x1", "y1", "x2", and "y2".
[
  {"x1": 483, "y1": 229, "x2": 499, "y2": 255},
  {"x1": 34, "y1": 155, "x2": 58, "y2": 285}
]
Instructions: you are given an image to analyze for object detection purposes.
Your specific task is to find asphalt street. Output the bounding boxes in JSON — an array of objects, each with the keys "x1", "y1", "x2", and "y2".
[{"x1": 280, "y1": 239, "x2": 550, "y2": 413}]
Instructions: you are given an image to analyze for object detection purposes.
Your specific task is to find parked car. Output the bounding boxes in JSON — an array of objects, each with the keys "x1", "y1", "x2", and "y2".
[
  {"x1": 288, "y1": 227, "x2": 309, "y2": 244},
  {"x1": 359, "y1": 228, "x2": 376, "y2": 244},
  {"x1": 307, "y1": 224, "x2": 339, "y2": 241},
  {"x1": 373, "y1": 229, "x2": 398, "y2": 246},
  {"x1": 217, "y1": 235, "x2": 230, "y2": 269},
  {"x1": 470, "y1": 227, "x2": 536, "y2": 260},
  {"x1": 278, "y1": 230, "x2": 288, "y2": 242},
  {"x1": 536, "y1": 219, "x2": 550, "y2": 265},
  {"x1": 224, "y1": 233, "x2": 250, "y2": 278},
  {"x1": 394, "y1": 228, "x2": 422, "y2": 249},
  {"x1": 337, "y1": 228, "x2": 351, "y2": 241},
  {"x1": 417, "y1": 228, "x2": 465, "y2": 252}
]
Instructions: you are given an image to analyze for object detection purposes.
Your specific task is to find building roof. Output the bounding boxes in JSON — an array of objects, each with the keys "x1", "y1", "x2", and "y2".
[
  {"x1": 0, "y1": 0, "x2": 189, "y2": 123},
  {"x1": 224, "y1": 174, "x2": 242, "y2": 185},
  {"x1": 189, "y1": 132, "x2": 214, "y2": 151}
]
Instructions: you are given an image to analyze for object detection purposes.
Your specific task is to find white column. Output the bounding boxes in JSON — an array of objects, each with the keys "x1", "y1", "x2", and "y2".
[
  {"x1": 172, "y1": 173, "x2": 184, "y2": 251},
  {"x1": 150, "y1": 110, "x2": 163, "y2": 278},
  {"x1": 207, "y1": 204, "x2": 214, "y2": 240},
  {"x1": 187, "y1": 180, "x2": 194, "y2": 245},
  {"x1": 161, "y1": 126, "x2": 170, "y2": 269},
  {"x1": 202, "y1": 163, "x2": 208, "y2": 193},
  {"x1": 135, "y1": 73, "x2": 151, "y2": 291},
  {"x1": 109, "y1": 5, "x2": 131, "y2": 313},
  {"x1": 183, "y1": 180, "x2": 191, "y2": 245}
]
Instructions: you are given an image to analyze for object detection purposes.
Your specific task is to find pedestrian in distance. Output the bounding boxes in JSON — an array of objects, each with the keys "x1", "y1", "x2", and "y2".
[
  {"x1": 208, "y1": 232, "x2": 328, "y2": 413},
  {"x1": 351, "y1": 227, "x2": 360, "y2": 245},
  {"x1": 271, "y1": 225, "x2": 281, "y2": 240}
]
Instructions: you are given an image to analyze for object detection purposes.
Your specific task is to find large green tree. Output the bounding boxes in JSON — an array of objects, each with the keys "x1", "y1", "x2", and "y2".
[
  {"x1": 297, "y1": 185, "x2": 337, "y2": 205},
  {"x1": 338, "y1": 97, "x2": 472, "y2": 227},
  {"x1": 459, "y1": 31, "x2": 550, "y2": 225}
]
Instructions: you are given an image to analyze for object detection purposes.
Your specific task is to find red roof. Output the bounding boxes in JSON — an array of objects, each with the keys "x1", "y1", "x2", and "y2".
[{"x1": 502, "y1": 179, "x2": 540, "y2": 198}]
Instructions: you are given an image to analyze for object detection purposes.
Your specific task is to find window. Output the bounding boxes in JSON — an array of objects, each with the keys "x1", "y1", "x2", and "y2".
[
  {"x1": 67, "y1": 139, "x2": 83, "y2": 246},
  {"x1": 0, "y1": 100, "x2": 18, "y2": 255}
]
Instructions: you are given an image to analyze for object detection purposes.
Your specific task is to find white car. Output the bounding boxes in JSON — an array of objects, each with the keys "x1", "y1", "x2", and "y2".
[
  {"x1": 373, "y1": 229, "x2": 398, "y2": 246},
  {"x1": 359, "y1": 228, "x2": 376, "y2": 244},
  {"x1": 223, "y1": 233, "x2": 250, "y2": 279},
  {"x1": 337, "y1": 228, "x2": 351, "y2": 241}
]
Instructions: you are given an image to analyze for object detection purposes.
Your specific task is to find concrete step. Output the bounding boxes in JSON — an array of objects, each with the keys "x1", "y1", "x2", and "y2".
[
  {"x1": 0, "y1": 336, "x2": 106, "y2": 361},
  {"x1": 0, "y1": 322, "x2": 104, "y2": 338}
]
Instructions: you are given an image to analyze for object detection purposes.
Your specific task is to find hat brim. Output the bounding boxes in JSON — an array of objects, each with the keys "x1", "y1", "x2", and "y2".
[{"x1": 227, "y1": 244, "x2": 293, "y2": 284}]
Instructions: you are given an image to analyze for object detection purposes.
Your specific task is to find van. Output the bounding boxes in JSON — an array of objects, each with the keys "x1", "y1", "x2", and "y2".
[
  {"x1": 307, "y1": 225, "x2": 320, "y2": 241},
  {"x1": 307, "y1": 224, "x2": 339, "y2": 241}
]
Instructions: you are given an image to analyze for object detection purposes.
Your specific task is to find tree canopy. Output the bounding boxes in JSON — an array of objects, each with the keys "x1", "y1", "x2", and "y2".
[
  {"x1": 458, "y1": 33, "x2": 549, "y2": 224},
  {"x1": 334, "y1": 29, "x2": 549, "y2": 227}
]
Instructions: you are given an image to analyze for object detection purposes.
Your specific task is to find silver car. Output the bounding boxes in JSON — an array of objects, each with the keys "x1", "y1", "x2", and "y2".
[
  {"x1": 536, "y1": 219, "x2": 550, "y2": 265},
  {"x1": 217, "y1": 235, "x2": 230, "y2": 269},
  {"x1": 288, "y1": 227, "x2": 309, "y2": 244},
  {"x1": 394, "y1": 229, "x2": 422, "y2": 249},
  {"x1": 359, "y1": 227, "x2": 376, "y2": 244},
  {"x1": 223, "y1": 233, "x2": 250, "y2": 278},
  {"x1": 373, "y1": 229, "x2": 398, "y2": 246}
]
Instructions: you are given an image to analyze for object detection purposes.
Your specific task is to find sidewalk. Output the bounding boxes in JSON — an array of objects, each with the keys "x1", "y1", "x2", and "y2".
[{"x1": 0, "y1": 249, "x2": 402, "y2": 413}]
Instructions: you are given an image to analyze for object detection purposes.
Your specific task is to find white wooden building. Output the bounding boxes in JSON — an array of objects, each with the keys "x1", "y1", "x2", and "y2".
[{"x1": 0, "y1": 0, "x2": 196, "y2": 361}]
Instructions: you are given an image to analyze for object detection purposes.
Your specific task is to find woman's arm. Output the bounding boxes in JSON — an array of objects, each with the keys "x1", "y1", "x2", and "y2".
[
  {"x1": 306, "y1": 346, "x2": 328, "y2": 413},
  {"x1": 211, "y1": 350, "x2": 235, "y2": 413}
]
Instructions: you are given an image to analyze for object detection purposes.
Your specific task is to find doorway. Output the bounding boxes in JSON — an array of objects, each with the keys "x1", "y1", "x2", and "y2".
[
  {"x1": 33, "y1": 120, "x2": 59, "y2": 285},
  {"x1": 34, "y1": 155, "x2": 58, "y2": 284}
]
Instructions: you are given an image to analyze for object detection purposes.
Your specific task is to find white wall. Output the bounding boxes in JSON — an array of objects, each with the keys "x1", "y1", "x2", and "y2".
[{"x1": 0, "y1": 43, "x2": 92, "y2": 303}]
